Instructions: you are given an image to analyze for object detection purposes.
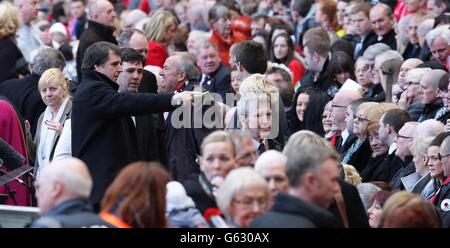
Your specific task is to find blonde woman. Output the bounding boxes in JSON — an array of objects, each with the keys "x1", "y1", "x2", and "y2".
[
  {"x1": 144, "y1": 9, "x2": 178, "y2": 67},
  {"x1": 0, "y1": 1, "x2": 27, "y2": 82},
  {"x1": 34, "y1": 68, "x2": 72, "y2": 179}
]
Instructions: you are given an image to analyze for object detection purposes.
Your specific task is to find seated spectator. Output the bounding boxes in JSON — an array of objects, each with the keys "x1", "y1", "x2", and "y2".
[
  {"x1": 30, "y1": 158, "x2": 113, "y2": 228},
  {"x1": 184, "y1": 131, "x2": 237, "y2": 214},
  {"x1": 216, "y1": 167, "x2": 270, "y2": 227},
  {"x1": 166, "y1": 181, "x2": 209, "y2": 228},
  {"x1": 343, "y1": 164, "x2": 362, "y2": 185},
  {"x1": 356, "y1": 183, "x2": 381, "y2": 211},
  {"x1": 100, "y1": 162, "x2": 170, "y2": 228},
  {"x1": 424, "y1": 132, "x2": 450, "y2": 200},
  {"x1": 406, "y1": 138, "x2": 434, "y2": 193},
  {"x1": 367, "y1": 190, "x2": 393, "y2": 228},
  {"x1": 398, "y1": 68, "x2": 429, "y2": 121},
  {"x1": 322, "y1": 101, "x2": 333, "y2": 139},
  {"x1": 330, "y1": 51, "x2": 355, "y2": 97},
  {"x1": 381, "y1": 191, "x2": 442, "y2": 228},
  {"x1": 254, "y1": 150, "x2": 289, "y2": 206}
]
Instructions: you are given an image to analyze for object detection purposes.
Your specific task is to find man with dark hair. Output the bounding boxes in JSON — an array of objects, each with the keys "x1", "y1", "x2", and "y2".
[
  {"x1": 116, "y1": 48, "x2": 168, "y2": 166},
  {"x1": 76, "y1": 0, "x2": 118, "y2": 82},
  {"x1": 250, "y1": 13, "x2": 268, "y2": 37},
  {"x1": 233, "y1": 40, "x2": 268, "y2": 81},
  {"x1": 68, "y1": 0, "x2": 88, "y2": 40},
  {"x1": 374, "y1": 108, "x2": 412, "y2": 182},
  {"x1": 290, "y1": 0, "x2": 315, "y2": 44},
  {"x1": 72, "y1": 41, "x2": 194, "y2": 210}
]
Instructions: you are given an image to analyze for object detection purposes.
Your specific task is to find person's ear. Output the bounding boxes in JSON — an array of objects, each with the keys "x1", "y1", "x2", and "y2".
[{"x1": 51, "y1": 181, "x2": 64, "y2": 199}]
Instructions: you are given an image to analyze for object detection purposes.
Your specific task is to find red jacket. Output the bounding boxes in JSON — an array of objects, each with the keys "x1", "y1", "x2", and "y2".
[
  {"x1": 208, "y1": 31, "x2": 247, "y2": 67},
  {"x1": 146, "y1": 41, "x2": 168, "y2": 68}
]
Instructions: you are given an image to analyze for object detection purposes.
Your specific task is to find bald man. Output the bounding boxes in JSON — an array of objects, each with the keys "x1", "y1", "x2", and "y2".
[
  {"x1": 330, "y1": 90, "x2": 362, "y2": 154},
  {"x1": 76, "y1": 0, "x2": 118, "y2": 81},
  {"x1": 369, "y1": 4, "x2": 396, "y2": 50},
  {"x1": 391, "y1": 122, "x2": 418, "y2": 191},
  {"x1": 398, "y1": 59, "x2": 423, "y2": 89},
  {"x1": 30, "y1": 158, "x2": 114, "y2": 228},
  {"x1": 418, "y1": 69, "x2": 448, "y2": 122},
  {"x1": 254, "y1": 150, "x2": 289, "y2": 205}
]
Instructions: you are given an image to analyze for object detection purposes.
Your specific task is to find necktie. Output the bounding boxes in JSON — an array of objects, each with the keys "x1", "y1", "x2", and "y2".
[
  {"x1": 258, "y1": 143, "x2": 267, "y2": 155},
  {"x1": 200, "y1": 74, "x2": 211, "y2": 86},
  {"x1": 354, "y1": 38, "x2": 363, "y2": 59}
]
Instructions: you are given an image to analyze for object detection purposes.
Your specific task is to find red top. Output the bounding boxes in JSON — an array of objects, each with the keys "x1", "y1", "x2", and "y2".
[
  {"x1": 288, "y1": 59, "x2": 305, "y2": 87},
  {"x1": 208, "y1": 31, "x2": 247, "y2": 67},
  {"x1": 231, "y1": 16, "x2": 252, "y2": 40},
  {"x1": 146, "y1": 41, "x2": 168, "y2": 68},
  {"x1": 393, "y1": 1, "x2": 409, "y2": 22}
]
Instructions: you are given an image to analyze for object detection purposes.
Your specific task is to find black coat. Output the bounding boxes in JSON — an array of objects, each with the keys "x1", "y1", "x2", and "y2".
[
  {"x1": 360, "y1": 154, "x2": 387, "y2": 183},
  {"x1": 369, "y1": 151, "x2": 404, "y2": 183},
  {"x1": 0, "y1": 38, "x2": 26, "y2": 83},
  {"x1": 135, "y1": 70, "x2": 168, "y2": 166},
  {"x1": 328, "y1": 180, "x2": 370, "y2": 228},
  {"x1": 336, "y1": 133, "x2": 358, "y2": 155},
  {"x1": 299, "y1": 58, "x2": 333, "y2": 97},
  {"x1": 378, "y1": 29, "x2": 397, "y2": 51},
  {"x1": 389, "y1": 158, "x2": 415, "y2": 191},
  {"x1": 183, "y1": 173, "x2": 218, "y2": 215},
  {"x1": 76, "y1": 21, "x2": 117, "y2": 82},
  {"x1": 418, "y1": 99, "x2": 444, "y2": 122},
  {"x1": 250, "y1": 193, "x2": 338, "y2": 228},
  {"x1": 402, "y1": 43, "x2": 421, "y2": 60},
  {"x1": 363, "y1": 83, "x2": 385, "y2": 102},
  {"x1": 0, "y1": 74, "x2": 46, "y2": 138},
  {"x1": 354, "y1": 31, "x2": 378, "y2": 59},
  {"x1": 71, "y1": 69, "x2": 174, "y2": 205},
  {"x1": 198, "y1": 63, "x2": 233, "y2": 102},
  {"x1": 434, "y1": 177, "x2": 450, "y2": 228},
  {"x1": 342, "y1": 138, "x2": 372, "y2": 173}
]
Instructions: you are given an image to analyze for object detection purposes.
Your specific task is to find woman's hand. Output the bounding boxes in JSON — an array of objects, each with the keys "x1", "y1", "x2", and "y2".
[{"x1": 44, "y1": 120, "x2": 63, "y2": 134}]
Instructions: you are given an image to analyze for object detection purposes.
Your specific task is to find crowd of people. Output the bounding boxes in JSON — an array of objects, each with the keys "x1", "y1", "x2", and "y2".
[{"x1": 0, "y1": 0, "x2": 450, "y2": 228}]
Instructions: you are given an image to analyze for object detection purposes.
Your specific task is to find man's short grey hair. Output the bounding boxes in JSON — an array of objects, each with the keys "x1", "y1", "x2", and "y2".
[
  {"x1": 216, "y1": 167, "x2": 269, "y2": 217},
  {"x1": 422, "y1": 69, "x2": 448, "y2": 89},
  {"x1": 425, "y1": 25, "x2": 450, "y2": 47},
  {"x1": 417, "y1": 19, "x2": 435, "y2": 42},
  {"x1": 254, "y1": 150, "x2": 287, "y2": 173},
  {"x1": 414, "y1": 119, "x2": 445, "y2": 140},
  {"x1": 406, "y1": 68, "x2": 431, "y2": 84},
  {"x1": 357, "y1": 183, "x2": 381, "y2": 211},
  {"x1": 363, "y1": 43, "x2": 391, "y2": 61},
  {"x1": 43, "y1": 158, "x2": 93, "y2": 198},
  {"x1": 31, "y1": 46, "x2": 66, "y2": 75},
  {"x1": 441, "y1": 136, "x2": 450, "y2": 157},
  {"x1": 118, "y1": 29, "x2": 146, "y2": 48},
  {"x1": 173, "y1": 52, "x2": 200, "y2": 81},
  {"x1": 284, "y1": 144, "x2": 339, "y2": 187}
]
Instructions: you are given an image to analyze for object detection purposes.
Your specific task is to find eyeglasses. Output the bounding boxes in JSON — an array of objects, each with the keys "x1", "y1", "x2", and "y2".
[
  {"x1": 353, "y1": 114, "x2": 369, "y2": 122},
  {"x1": 438, "y1": 153, "x2": 450, "y2": 161},
  {"x1": 396, "y1": 134, "x2": 413, "y2": 140},
  {"x1": 233, "y1": 197, "x2": 268, "y2": 209},
  {"x1": 331, "y1": 104, "x2": 347, "y2": 109},
  {"x1": 405, "y1": 81, "x2": 419, "y2": 86}
]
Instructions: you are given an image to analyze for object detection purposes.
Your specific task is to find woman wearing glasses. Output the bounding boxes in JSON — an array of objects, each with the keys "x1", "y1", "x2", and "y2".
[
  {"x1": 341, "y1": 102, "x2": 378, "y2": 172},
  {"x1": 216, "y1": 167, "x2": 270, "y2": 228}
]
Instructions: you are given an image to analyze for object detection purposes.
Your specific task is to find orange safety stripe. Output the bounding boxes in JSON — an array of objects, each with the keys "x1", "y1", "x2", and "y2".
[{"x1": 100, "y1": 211, "x2": 132, "y2": 228}]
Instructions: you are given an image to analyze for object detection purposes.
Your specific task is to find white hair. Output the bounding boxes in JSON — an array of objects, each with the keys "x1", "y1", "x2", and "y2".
[
  {"x1": 216, "y1": 167, "x2": 269, "y2": 218},
  {"x1": 425, "y1": 25, "x2": 450, "y2": 47},
  {"x1": 375, "y1": 50, "x2": 404, "y2": 66},
  {"x1": 363, "y1": 43, "x2": 391, "y2": 61},
  {"x1": 405, "y1": 68, "x2": 432, "y2": 84},
  {"x1": 413, "y1": 119, "x2": 445, "y2": 140},
  {"x1": 254, "y1": 150, "x2": 287, "y2": 173}
]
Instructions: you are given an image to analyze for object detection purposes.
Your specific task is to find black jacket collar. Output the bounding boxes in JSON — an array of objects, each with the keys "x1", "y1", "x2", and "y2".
[
  {"x1": 87, "y1": 20, "x2": 115, "y2": 37},
  {"x1": 81, "y1": 69, "x2": 119, "y2": 91}
]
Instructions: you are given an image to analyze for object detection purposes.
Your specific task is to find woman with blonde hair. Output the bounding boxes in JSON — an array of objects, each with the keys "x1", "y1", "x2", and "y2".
[
  {"x1": 143, "y1": 9, "x2": 178, "y2": 67},
  {"x1": 0, "y1": 1, "x2": 27, "y2": 82},
  {"x1": 34, "y1": 68, "x2": 72, "y2": 179}
]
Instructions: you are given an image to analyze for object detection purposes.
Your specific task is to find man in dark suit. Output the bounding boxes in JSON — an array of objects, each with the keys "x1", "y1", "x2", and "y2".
[
  {"x1": 0, "y1": 47, "x2": 66, "y2": 138},
  {"x1": 369, "y1": 3, "x2": 397, "y2": 50},
  {"x1": 352, "y1": 2, "x2": 378, "y2": 59},
  {"x1": 116, "y1": 48, "x2": 168, "y2": 166},
  {"x1": 251, "y1": 144, "x2": 340, "y2": 228},
  {"x1": 402, "y1": 14, "x2": 427, "y2": 60},
  {"x1": 160, "y1": 53, "x2": 219, "y2": 182},
  {"x1": 390, "y1": 122, "x2": 417, "y2": 191},
  {"x1": 196, "y1": 42, "x2": 233, "y2": 102},
  {"x1": 71, "y1": 42, "x2": 194, "y2": 210},
  {"x1": 330, "y1": 91, "x2": 362, "y2": 155},
  {"x1": 76, "y1": 0, "x2": 118, "y2": 82}
]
